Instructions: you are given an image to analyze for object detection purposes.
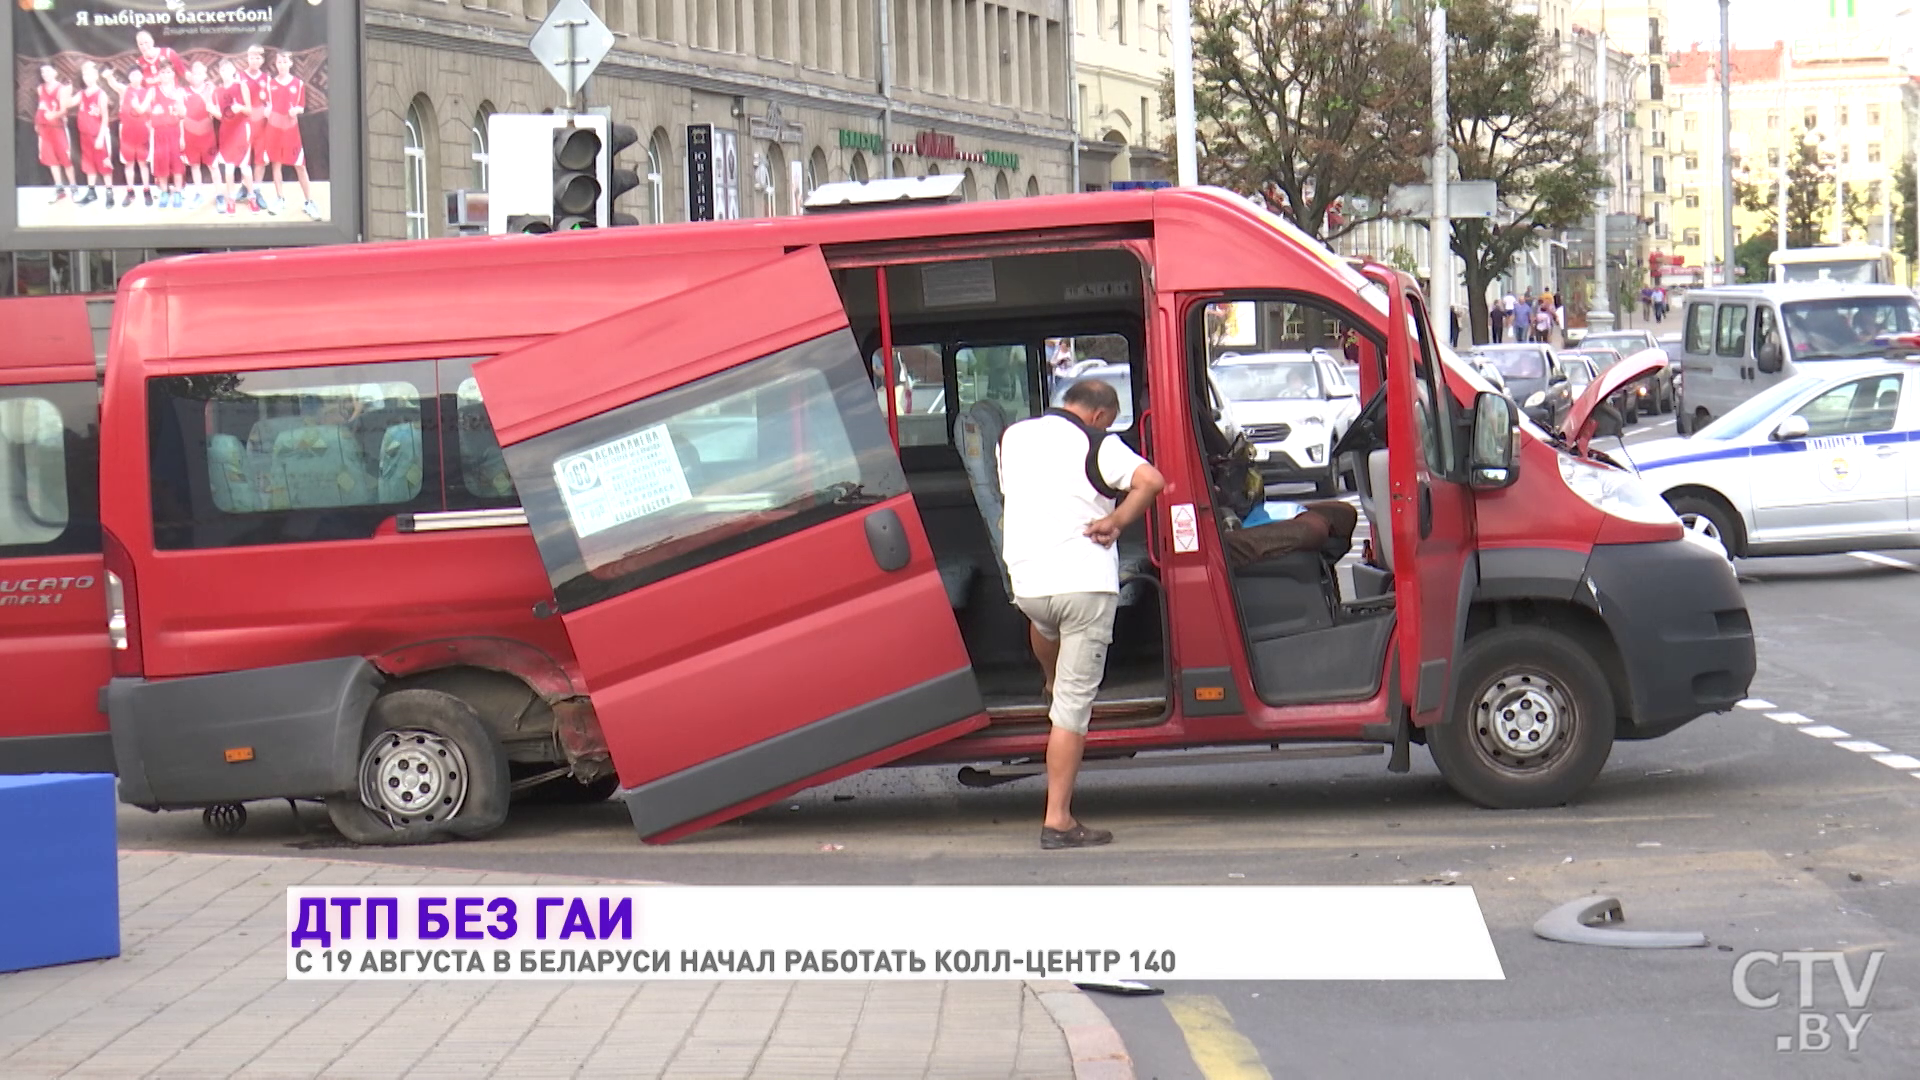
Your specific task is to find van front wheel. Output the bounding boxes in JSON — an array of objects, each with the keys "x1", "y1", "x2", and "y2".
[
  {"x1": 326, "y1": 689, "x2": 511, "y2": 845},
  {"x1": 1428, "y1": 627, "x2": 1615, "y2": 809}
]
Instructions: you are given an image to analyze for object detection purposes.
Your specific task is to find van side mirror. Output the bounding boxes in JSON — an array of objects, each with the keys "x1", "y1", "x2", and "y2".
[
  {"x1": 1757, "y1": 338, "x2": 1784, "y2": 374},
  {"x1": 1772, "y1": 414, "x2": 1809, "y2": 441},
  {"x1": 1468, "y1": 391, "x2": 1520, "y2": 489}
]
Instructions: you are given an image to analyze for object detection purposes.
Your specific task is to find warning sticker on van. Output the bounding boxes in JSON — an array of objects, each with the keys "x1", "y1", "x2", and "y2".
[{"x1": 554, "y1": 424, "x2": 693, "y2": 538}]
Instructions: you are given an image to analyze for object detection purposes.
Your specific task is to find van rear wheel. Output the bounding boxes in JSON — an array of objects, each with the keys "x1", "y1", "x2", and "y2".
[
  {"x1": 326, "y1": 689, "x2": 510, "y2": 846},
  {"x1": 1428, "y1": 628, "x2": 1615, "y2": 809}
]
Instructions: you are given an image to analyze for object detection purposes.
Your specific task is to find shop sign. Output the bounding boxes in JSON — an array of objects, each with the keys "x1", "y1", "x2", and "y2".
[
  {"x1": 915, "y1": 130, "x2": 959, "y2": 161},
  {"x1": 749, "y1": 101, "x2": 805, "y2": 145},
  {"x1": 983, "y1": 149, "x2": 1020, "y2": 170},
  {"x1": 837, "y1": 129, "x2": 885, "y2": 153}
]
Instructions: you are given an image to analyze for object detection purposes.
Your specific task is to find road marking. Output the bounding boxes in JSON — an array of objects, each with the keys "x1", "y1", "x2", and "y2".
[
  {"x1": 1872, "y1": 754, "x2": 1920, "y2": 770},
  {"x1": 1835, "y1": 740, "x2": 1891, "y2": 754},
  {"x1": 1165, "y1": 995, "x2": 1273, "y2": 1080},
  {"x1": 1799, "y1": 726, "x2": 1851, "y2": 739},
  {"x1": 1847, "y1": 551, "x2": 1920, "y2": 572},
  {"x1": 1766, "y1": 711, "x2": 1812, "y2": 725},
  {"x1": 1739, "y1": 699, "x2": 1777, "y2": 710}
]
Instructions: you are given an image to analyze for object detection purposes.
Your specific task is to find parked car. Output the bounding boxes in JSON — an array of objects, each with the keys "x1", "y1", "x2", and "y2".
[
  {"x1": 1561, "y1": 346, "x2": 1643, "y2": 424},
  {"x1": 1209, "y1": 349, "x2": 1361, "y2": 496},
  {"x1": 1634, "y1": 360, "x2": 1917, "y2": 559},
  {"x1": 1470, "y1": 343, "x2": 1557, "y2": 416},
  {"x1": 1579, "y1": 329, "x2": 1676, "y2": 414},
  {"x1": 1521, "y1": 355, "x2": 1599, "y2": 431}
]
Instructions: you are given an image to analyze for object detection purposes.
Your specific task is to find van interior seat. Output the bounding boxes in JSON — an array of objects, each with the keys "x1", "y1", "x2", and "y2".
[
  {"x1": 377, "y1": 422, "x2": 424, "y2": 503},
  {"x1": 1357, "y1": 447, "x2": 1394, "y2": 572},
  {"x1": 206, "y1": 433, "x2": 257, "y2": 513},
  {"x1": 956, "y1": 398, "x2": 1012, "y2": 599},
  {"x1": 266, "y1": 424, "x2": 376, "y2": 508}
]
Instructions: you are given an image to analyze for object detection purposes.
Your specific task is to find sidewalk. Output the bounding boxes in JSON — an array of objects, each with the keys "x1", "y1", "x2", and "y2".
[{"x1": 0, "y1": 853, "x2": 1134, "y2": 1080}]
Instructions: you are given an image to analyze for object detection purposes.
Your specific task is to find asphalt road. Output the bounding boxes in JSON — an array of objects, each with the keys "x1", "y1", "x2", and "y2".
[{"x1": 113, "y1": 404, "x2": 1920, "y2": 1078}]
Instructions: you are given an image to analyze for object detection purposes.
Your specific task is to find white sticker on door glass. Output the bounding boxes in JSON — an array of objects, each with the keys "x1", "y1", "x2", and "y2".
[{"x1": 554, "y1": 424, "x2": 693, "y2": 538}]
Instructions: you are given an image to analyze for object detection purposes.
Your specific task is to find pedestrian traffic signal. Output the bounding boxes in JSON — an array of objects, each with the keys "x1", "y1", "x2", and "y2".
[
  {"x1": 552, "y1": 123, "x2": 602, "y2": 231},
  {"x1": 603, "y1": 122, "x2": 641, "y2": 227}
]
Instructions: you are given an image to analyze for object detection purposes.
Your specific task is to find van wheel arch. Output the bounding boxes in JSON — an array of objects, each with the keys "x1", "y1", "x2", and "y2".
[
  {"x1": 325, "y1": 689, "x2": 511, "y2": 845},
  {"x1": 1465, "y1": 600, "x2": 1631, "y2": 740},
  {"x1": 378, "y1": 666, "x2": 614, "y2": 783}
]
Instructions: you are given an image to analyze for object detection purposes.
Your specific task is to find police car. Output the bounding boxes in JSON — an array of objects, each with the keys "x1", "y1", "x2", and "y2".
[{"x1": 1630, "y1": 360, "x2": 1917, "y2": 558}]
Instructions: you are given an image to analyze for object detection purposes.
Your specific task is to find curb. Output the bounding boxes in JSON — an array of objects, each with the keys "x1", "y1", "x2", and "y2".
[{"x1": 1028, "y1": 980, "x2": 1136, "y2": 1080}]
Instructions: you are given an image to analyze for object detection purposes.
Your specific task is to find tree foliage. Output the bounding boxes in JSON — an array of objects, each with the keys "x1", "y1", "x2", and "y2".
[
  {"x1": 1442, "y1": 0, "x2": 1607, "y2": 343},
  {"x1": 1733, "y1": 133, "x2": 1871, "y2": 248},
  {"x1": 1165, "y1": 0, "x2": 1431, "y2": 241},
  {"x1": 1895, "y1": 156, "x2": 1917, "y2": 272}
]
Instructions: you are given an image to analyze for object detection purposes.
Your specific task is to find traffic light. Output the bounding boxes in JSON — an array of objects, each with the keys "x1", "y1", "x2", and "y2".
[
  {"x1": 507, "y1": 214, "x2": 552, "y2": 234},
  {"x1": 604, "y1": 122, "x2": 641, "y2": 227},
  {"x1": 552, "y1": 123, "x2": 602, "y2": 231}
]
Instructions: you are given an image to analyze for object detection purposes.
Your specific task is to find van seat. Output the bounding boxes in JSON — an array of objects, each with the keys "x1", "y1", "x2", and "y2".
[
  {"x1": 206, "y1": 434, "x2": 257, "y2": 513},
  {"x1": 266, "y1": 425, "x2": 376, "y2": 508}
]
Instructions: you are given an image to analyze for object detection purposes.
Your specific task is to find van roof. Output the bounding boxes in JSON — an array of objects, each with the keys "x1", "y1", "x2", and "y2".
[
  {"x1": 0, "y1": 296, "x2": 93, "y2": 379},
  {"x1": 113, "y1": 187, "x2": 1386, "y2": 364},
  {"x1": 1680, "y1": 282, "x2": 1916, "y2": 300}
]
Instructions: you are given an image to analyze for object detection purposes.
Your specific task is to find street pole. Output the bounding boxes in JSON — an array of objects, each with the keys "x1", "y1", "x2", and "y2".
[
  {"x1": 1777, "y1": 152, "x2": 1788, "y2": 258},
  {"x1": 1066, "y1": 0, "x2": 1079, "y2": 193},
  {"x1": 1719, "y1": 0, "x2": 1736, "y2": 282},
  {"x1": 1430, "y1": 5, "x2": 1451, "y2": 330},
  {"x1": 1171, "y1": 0, "x2": 1198, "y2": 185},
  {"x1": 1590, "y1": 26, "x2": 1614, "y2": 332},
  {"x1": 879, "y1": 0, "x2": 893, "y2": 178}
]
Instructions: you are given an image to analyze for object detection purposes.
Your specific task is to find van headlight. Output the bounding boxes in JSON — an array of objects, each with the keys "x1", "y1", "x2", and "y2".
[
  {"x1": 1558, "y1": 454, "x2": 1680, "y2": 526},
  {"x1": 1525, "y1": 390, "x2": 1546, "y2": 407}
]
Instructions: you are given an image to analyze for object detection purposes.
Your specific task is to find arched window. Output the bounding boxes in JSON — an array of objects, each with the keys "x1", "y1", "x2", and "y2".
[
  {"x1": 807, "y1": 146, "x2": 828, "y2": 198},
  {"x1": 761, "y1": 143, "x2": 787, "y2": 217},
  {"x1": 470, "y1": 102, "x2": 494, "y2": 189},
  {"x1": 647, "y1": 128, "x2": 668, "y2": 223},
  {"x1": 994, "y1": 171, "x2": 1011, "y2": 200},
  {"x1": 1026, "y1": 176, "x2": 1040, "y2": 197},
  {"x1": 892, "y1": 156, "x2": 906, "y2": 179},
  {"x1": 850, "y1": 152, "x2": 869, "y2": 182},
  {"x1": 962, "y1": 168, "x2": 978, "y2": 201},
  {"x1": 403, "y1": 100, "x2": 429, "y2": 240}
]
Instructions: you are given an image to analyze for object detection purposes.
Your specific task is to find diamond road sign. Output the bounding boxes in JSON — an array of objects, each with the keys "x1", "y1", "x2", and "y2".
[{"x1": 528, "y1": 0, "x2": 615, "y2": 99}]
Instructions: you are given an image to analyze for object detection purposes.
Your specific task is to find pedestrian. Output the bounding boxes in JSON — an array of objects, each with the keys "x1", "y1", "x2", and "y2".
[
  {"x1": 1448, "y1": 305, "x2": 1461, "y2": 348},
  {"x1": 1514, "y1": 293, "x2": 1533, "y2": 343},
  {"x1": 1652, "y1": 286, "x2": 1668, "y2": 322},
  {"x1": 1532, "y1": 303, "x2": 1553, "y2": 344},
  {"x1": 998, "y1": 378, "x2": 1165, "y2": 849}
]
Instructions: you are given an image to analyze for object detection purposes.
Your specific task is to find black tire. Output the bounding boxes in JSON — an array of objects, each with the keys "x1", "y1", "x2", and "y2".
[
  {"x1": 1428, "y1": 627, "x2": 1616, "y2": 809},
  {"x1": 1666, "y1": 492, "x2": 1742, "y2": 559},
  {"x1": 1312, "y1": 471, "x2": 1338, "y2": 498},
  {"x1": 326, "y1": 689, "x2": 510, "y2": 846},
  {"x1": 1623, "y1": 402, "x2": 1639, "y2": 426}
]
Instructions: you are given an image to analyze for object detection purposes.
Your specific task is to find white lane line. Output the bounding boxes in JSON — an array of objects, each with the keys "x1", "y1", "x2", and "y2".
[
  {"x1": 1799, "y1": 726, "x2": 1852, "y2": 739},
  {"x1": 1872, "y1": 754, "x2": 1920, "y2": 770},
  {"x1": 1739, "y1": 699, "x2": 1777, "y2": 710},
  {"x1": 1834, "y1": 740, "x2": 1892, "y2": 754},
  {"x1": 1847, "y1": 551, "x2": 1920, "y2": 572},
  {"x1": 1767, "y1": 711, "x2": 1812, "y2": 724}
]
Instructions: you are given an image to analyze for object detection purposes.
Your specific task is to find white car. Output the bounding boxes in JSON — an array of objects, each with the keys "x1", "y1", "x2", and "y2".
[
  {"x1": 1632, "y1": 360, "x2": 1918, "y2": 558},
  {"x1": 1210, "y1": 350, "x2": 1360, "y2": 496}
]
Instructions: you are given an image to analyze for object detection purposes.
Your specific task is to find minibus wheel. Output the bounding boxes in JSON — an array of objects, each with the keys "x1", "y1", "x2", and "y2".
[
  {"x1": 326, "y1": 689, "x2": 511, "y2": 845},
  {"x1": 1429, "y1": 627, "x2": 1615, "y2": 809}
]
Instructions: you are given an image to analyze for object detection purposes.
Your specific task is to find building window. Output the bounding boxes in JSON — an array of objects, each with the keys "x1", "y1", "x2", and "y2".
[
  {"x1": 1683, "y1": 227, "x2": 1700, "y2": 245},
  {"x1": 1685, "y1": 155, "x2": 1698, "y2": 171},
  {"x1": 647, "y1": 129, "x2": 668, "y2": 224},
  {"x1": 1767, "y1": 147, "x2": 1780, "y2": 166},
  {"x1": 470, "y1": 103, "x2": 494, "y2": 189},
  {"x1": 1868, "y1": 143, "x2": 1881, "y2": 163},
  {"x1": 1767, "y1": 110, "x2": 1779, "y2": 130},
  {"x1": 1684, "y1": 114, "x2": 1696, "y2": 133},
  {"x1": 1868, "y1": 106, "x2": 1881, "y2": 126},
  {"x1": 1840, "y1": 144, "x2": 1850, "y2": 164},
  {"x1": 851, "y1": 151, "x2": 869, "y2": 183},
  {"x1": 1839, "y1": 105, "x2": 1850, "y2": 126},
  {"x1": 404, "y1": 101, "x2": 429, "y2": 241},
  {"x1": 1686, "y1": 194, "x2": 1699, "y2": 208},
  {"x1": 1869, "y1": 180, "x2": 1883, "y2": 205},
  {"x1": 1805, "y1": 107, "x2": 1818, "y2": 128}
]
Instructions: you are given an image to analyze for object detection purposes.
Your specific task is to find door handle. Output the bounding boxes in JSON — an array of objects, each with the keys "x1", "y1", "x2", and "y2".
[
  {"x1": 1418, "y1": 482, "x2": 1434, "y2": 540},
  {"x1": 863, "y1": 508, "x2": 911, "y2": 572}
]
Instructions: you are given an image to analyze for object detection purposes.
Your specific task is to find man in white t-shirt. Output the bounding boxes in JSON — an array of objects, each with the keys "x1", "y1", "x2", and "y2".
[{"x1": 998, "y1": 378, "x2": 1166, "y2": 849}]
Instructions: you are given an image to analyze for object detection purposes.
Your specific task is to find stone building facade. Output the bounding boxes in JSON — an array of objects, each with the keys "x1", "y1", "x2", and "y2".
[{"x1": 364, "y1": 0, "x2": 1078, "y2": 241}]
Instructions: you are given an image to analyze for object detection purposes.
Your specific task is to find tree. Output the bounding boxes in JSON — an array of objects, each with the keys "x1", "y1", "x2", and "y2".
[
  {"x1": 1165, "y1": 0, "x2": 1432, "y2": 242},
  {"x1": 1442, "y1": 0, "x2": 1608, "y2": 343},
  {"x1": 1734, "y1": 133, "x2": 1870, "y2": 248},
  {"x1": 1895, "y1": 156, "x2": 1917, "y2": 277},
  {"x1": 1734, "y1": 228, "x2": 1778, "y2": 286}
]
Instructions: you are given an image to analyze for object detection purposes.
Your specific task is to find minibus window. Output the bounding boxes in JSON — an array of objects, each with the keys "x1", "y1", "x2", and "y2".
[
  {"x1": 1715, "y1": 305, "x2": 1750, "y2": 358},
  {"x1": 0, "y1": 396, "x2": 68, "y2": 546},
  {"x1": 147, "y1": 360, "x2": 438, "y2": 549},
  {"x1": 1044, "y1": 335, "x2": 1133, "y2": 432},
  {"x1": 956, "y1": 344, "x2": 1036, "y2": 428},
  {"x1": 504, "y1": 329, "x2": 908, "y2": 611},
  {"x1": 870, "y1": 344, "x2": 945, "y2": 447},
  {"x1": 1685, "y1": 304, "x2": 1715, "y2": 354}
]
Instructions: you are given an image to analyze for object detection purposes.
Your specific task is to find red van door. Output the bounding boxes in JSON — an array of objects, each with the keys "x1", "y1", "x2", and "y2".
[
  {"x1": 474, "y1": 248, "x2": 987, "y2": 843},
  {"x1": 1377, "y1": 274, "x2": 1476, "y2": 726}
]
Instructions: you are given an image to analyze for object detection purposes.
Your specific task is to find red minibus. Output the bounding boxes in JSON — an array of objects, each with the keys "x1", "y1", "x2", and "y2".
[
  {"x1": 0, "y1": 296, "x2": 113, "y2": 775},
  {"x1": 95, "y1": 187, "x2": 1755, "y2": 845}
]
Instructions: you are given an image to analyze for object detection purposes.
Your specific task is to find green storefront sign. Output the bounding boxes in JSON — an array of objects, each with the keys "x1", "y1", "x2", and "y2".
[
  {"x1": 837, "y1": 129, "x2": 885, "y2": 153},
  {"x1": 983, "y1": 149, "x2": 1020, "y2": 170}
]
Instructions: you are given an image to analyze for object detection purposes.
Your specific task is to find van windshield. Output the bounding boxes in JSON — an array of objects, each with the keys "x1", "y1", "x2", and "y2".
[
  {"x1": 1213, "y1": 359, "x2": 1322, "y2": 401},
  {"x1": 1692, "y1": 374, "x2": 1824, "y2": 440},
  {"x1": 1778, "y1": 260, "x2": 1881, "y2": 284},
  {"x1": 1782, "y1": 297, "x2": 1920, "y2": 359}
]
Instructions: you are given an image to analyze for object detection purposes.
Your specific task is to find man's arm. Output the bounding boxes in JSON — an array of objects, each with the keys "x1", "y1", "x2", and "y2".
[{"x1": 1085, "y1": 463, "x2": 1165, "y2": 547}]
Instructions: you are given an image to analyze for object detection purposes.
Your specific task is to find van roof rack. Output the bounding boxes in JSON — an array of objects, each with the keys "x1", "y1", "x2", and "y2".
[{"x1": 803, "y1": 175, "x2": 966, "y2": 213}]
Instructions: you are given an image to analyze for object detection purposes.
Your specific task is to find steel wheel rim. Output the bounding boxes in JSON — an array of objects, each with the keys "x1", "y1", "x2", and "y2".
[
  {"x1": 359, "y1": 729, "x2": 468, "y2": 826},
  {"x1": 1470, "y1": 669, "x2": 1574, "y2": 773}
]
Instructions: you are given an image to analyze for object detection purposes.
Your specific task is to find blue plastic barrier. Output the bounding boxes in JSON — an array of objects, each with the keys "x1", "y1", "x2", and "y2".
[{"x1": 0, "y1": 774, "x2": 120, "y2": 973}]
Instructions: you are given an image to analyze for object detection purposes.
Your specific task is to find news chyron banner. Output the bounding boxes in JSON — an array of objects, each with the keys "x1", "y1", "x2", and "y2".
[
  {"x1": 286, "y1": 886, "x2": 1507, "y2": 981},
  {"x1": 7, "y1": 0, "x2": 358, "y2": 250}
]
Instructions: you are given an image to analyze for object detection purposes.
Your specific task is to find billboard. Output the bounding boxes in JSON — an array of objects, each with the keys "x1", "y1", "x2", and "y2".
[{"x1": 4, "y1": 0, "x2": 360, "y2": 250}]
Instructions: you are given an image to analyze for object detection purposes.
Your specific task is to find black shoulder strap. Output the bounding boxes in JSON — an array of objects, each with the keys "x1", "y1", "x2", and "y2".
[{"x1": 1045, "y1": 408, "x2": 1123, "y2": 501}]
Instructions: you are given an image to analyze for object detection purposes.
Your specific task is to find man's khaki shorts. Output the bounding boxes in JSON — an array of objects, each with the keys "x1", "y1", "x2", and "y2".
[{"x1": 1014, "y1": 591, "x2": 1118, "y2": 735}]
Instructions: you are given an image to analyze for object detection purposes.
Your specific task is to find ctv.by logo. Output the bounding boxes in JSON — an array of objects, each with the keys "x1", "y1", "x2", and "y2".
[{"x1": 1732, "y1": 950, "x2": 1885, "y2": 1053}]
